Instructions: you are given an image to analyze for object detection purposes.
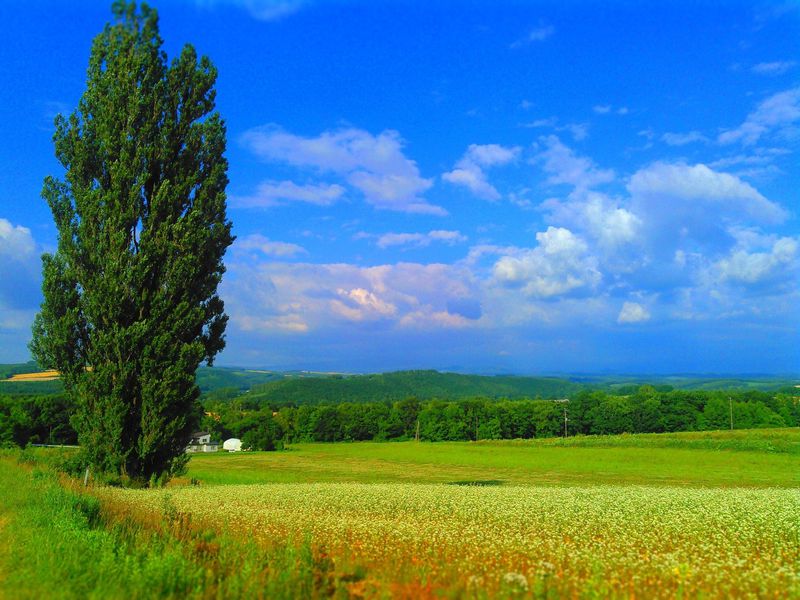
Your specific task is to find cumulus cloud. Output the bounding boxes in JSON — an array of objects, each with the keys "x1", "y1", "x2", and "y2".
[
  {"x1": 223, "y1": 259, "x2": 481, "y2": 336},
  {"x1": 0, "y1": 218, "x2": 42, "y2": 362},
  {"x1": 0, "y1": 218, "x2": 41, "y2": 312},
  {"x1": 617, "y1": 302, "x2": 650, "y2": 324},
  {"x1": 236, "y1": 234, "x2": 307, "y2": 257},
  {"x1": 717, "y1": 237, "x2": 798, "y2": 285},
  {"x1": 628, "y1": 162, "x2": 787, "y2": 224},
  {"x1": 241, "y1": 125, "x2": 443, "y2": 215},
  {"x1": 534, "y1": 135, "x2": 615, "y2": 190},
  {"x1": 442, "y1": 143, "x2": 521, "y2": 200},
  {"x1": 751, "y1": 61, "x2": 796, "y2": 76},
  {"x1": 233, "y1": 180, "x2": 345, "y2": 208},
  {"x1": 0, "y1": 218, "x2": 36, "y2": 259},
  {"x1": 493, "y1": 227, "x2": 601, "y2": 298},
  {"x1": 718, "y1": 87, "x2": 800, "y2": 146},
  {"x1": 376, "y1": 230, "x2": 467, "y2": 249},
  {"x1": 332, "y1": 287, "x2": 398, "y2": 321},
  {"x1": 540, "y1": 191, "x2": 641, "y2": 254}
]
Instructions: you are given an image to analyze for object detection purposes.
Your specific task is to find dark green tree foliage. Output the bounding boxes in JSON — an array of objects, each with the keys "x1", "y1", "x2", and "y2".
[
  {"x1": 0, "y1": 395, "x2": 78, "y2": 447},
  {"x1": 197, "y1": 389, "x2": 800, "y2": 446},
  {"x1": 29, "y1": 2, "x2": 233, "y2": 483}
]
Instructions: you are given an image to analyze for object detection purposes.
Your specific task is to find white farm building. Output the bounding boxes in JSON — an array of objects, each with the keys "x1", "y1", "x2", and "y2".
[{"x1": 186, "y1": 432, "x2": 219, "y2": 453}]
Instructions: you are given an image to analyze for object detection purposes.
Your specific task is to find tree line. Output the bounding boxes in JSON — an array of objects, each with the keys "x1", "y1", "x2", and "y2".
[
  {"x1": 3, "y1": 387, "x2": 798, "y2": 452},
  {"x1": 199, "y1": 387, "x2": 800, "y2": 449}
]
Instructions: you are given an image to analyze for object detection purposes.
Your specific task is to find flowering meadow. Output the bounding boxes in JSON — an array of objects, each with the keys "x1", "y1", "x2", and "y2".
[{"x1": 96, "y1": 481, "x2": 800, "y2": 598}]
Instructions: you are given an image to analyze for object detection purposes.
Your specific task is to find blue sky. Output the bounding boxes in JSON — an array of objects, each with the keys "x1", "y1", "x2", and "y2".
[{"x1": 1, "y1": 1, "x2": 798, "y2": 374}]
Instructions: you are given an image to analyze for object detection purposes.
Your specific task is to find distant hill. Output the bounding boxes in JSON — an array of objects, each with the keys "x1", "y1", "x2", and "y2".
[
  {"x1": 0, "y1": 361, "x2": 41, "y2": 379},
  {"x1": 575, "y1": 374, "x2": 799, "y2": 393},
  {"x1": 1, "y1": 362, "x2": 796, "y2": 401},
  {"x1": 195, "y1": 366, "x2": 287, "y2": 392},
  {"x1": 239, "y1": 370, "x2": 582, "y2": 405}
]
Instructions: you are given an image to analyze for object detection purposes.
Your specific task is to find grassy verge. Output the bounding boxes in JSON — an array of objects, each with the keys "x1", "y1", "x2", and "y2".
[{"x1": 0, "y1": 453, "x2": 366, "y2": 600}]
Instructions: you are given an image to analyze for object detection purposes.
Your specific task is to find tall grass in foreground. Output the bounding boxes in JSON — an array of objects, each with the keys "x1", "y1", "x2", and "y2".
[
  {"x1": 96, "y1": 480, "x2": 800, "y2": 598},
  {"x1": 0, "y1": 454, "x2": 360, "y2": 599}
]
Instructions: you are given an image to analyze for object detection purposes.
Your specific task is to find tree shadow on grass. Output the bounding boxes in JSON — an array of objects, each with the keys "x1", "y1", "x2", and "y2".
[{"x1": 448, "y1": 479, "x2": 505, "y2": 487}]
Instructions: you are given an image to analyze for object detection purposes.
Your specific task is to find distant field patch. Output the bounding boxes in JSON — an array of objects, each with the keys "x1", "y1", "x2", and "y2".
[{"x1": 2, "y1": 370, "x2": 60, "y2": 382}]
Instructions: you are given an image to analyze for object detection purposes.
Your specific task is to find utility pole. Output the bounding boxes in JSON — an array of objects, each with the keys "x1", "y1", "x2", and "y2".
[
  {"x1": 563, "y1": 406, "x2": 569, "y2": 437},
  {"x1": 415, "y1": 419, "x2": 420, "y2": 442},
  {"x1": 729, "y1": 397, "x2": 734, "y2": 430}
]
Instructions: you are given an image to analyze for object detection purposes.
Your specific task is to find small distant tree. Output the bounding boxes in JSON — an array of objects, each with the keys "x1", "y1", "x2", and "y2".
[{"x1": 30, "y1": 1, "x2": 233, "y2": 485}]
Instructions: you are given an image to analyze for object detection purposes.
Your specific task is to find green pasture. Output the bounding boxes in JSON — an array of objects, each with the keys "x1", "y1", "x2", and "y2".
[{"x1": 186, "y1": 428, "x2": 800, "y2": 488}]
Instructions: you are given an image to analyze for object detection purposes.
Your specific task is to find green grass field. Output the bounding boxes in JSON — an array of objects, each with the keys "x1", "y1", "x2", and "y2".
[{"x1": 185, "y1": 428, "x2": 800, "y2": 488}]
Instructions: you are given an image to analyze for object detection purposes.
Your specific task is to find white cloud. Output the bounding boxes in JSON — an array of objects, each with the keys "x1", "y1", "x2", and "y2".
[
  {"x1": 717, "y1": 237, "x2": 798, "y2": 285},
  {"x1": 332, "y1": 287, "x2": 398, "y2": 321},
  {"x1": 493, "y1": 227, "x2": 601, "y2": 298},
  {"x1": 347, "y1": 171, "x2": 442, "y2": 215},
  {"x1": 540, "y1": 191, "x2": 641, "y2": 252},
  {"x1": 233, "y1": 180, "x2": 345, "y2": 208},
  {"x1": 580, "y1": 194, "x2": 641, "y2": 249},
  {"x1": 0, "y1": 218, "x2": 36, "y2": 258},
  {"x1": 241, "y1": 126, "x2": 443, "y2": 215},
  {"x1": 0, "y1": 218, "x2": 41, "y2": 311},
  {"x1": 661, "y1": 131, "x2": 708, "y2": 146},
  {"x1": 223, "y1": 259, "x2": 481, "y2": 335},
  {"x1": 236, "y1": 234, "x2": 307, "y2": 257},
  {"x1": 628, "y1": 162, "x2": 787, "y2": 224},
  {"x1": 376, "y1": 230, "x2": 466, "y2": 249},
  {"x1": 751, "y1": 61, "x2": 796, "y2": 76},
  {"x1": 511, "y1": 25, "x2": 555, "y2": 48},
  {"x1": 442, "y1": 143, "x2": 520, "y2": 200},
  {"x1": 617, "y1": 302, "x2": 650, "y2": 324},
  {"x1": 535, "y1": 135, "x2": 615, "y2": 190},
  {"x1": 718, "y1": 87, "x2": 800, "y2": 146}
]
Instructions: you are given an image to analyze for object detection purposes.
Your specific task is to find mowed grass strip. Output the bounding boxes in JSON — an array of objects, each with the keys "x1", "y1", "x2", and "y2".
[{"x1": 186, "y1": 430, "x2": 800, "y2": 488}]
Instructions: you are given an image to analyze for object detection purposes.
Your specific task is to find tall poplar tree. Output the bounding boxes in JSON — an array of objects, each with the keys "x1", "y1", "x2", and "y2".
[{"x1": 30, "y1": 1, "x2": 233, "y2": 484}]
